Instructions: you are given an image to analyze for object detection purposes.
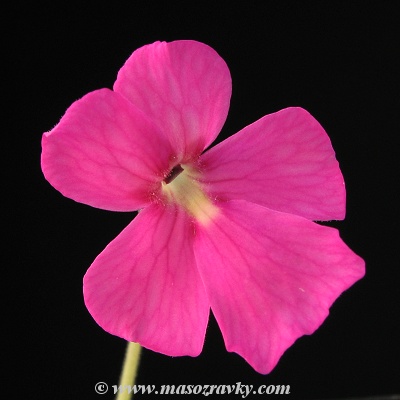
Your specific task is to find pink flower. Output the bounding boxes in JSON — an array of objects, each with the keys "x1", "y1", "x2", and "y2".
[{"x1": 41, "y1": 40, "x2": 365, "y2": 374}]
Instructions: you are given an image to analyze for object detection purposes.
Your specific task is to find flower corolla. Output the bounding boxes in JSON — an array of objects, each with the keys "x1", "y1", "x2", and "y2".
[{"x1": 41, "y1": 40, "x2": 365, "y2": 373}]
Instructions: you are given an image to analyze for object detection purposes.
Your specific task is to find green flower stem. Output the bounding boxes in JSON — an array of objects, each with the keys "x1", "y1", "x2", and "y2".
[{"x1": 115, "y1": 341, "x2": 142, "y2": 400}]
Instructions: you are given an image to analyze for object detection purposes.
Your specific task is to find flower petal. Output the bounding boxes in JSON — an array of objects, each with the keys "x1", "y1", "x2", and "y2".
[
  {"x1": 114, "y1": 40, "x2": 232, "y2": 160},
  {"x1": 41, "y1": 89, "x2": 173, "y2": 211},
  {"x1": 194, "y1": 200, "x2": 365, "y2": 373},
  {"x1": 198, "y1": 107, "x2": 346, "y2": 221},
  {"x1": 83, "y1": 203, "x2": 209, "y2": 356}
]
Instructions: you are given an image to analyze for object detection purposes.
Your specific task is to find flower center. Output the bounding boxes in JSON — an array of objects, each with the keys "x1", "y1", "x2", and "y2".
[
  {"x1": 164, "y1": 164, "x2": 184, "y2": 184},
  {"x1": 162, "y1": 164, "x2": 218, "y2": 225}
]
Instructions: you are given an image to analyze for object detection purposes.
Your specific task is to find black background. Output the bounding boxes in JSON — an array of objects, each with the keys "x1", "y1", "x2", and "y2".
[{"x1": 8, "y1": 1, "x2": 399, "y2": 399}]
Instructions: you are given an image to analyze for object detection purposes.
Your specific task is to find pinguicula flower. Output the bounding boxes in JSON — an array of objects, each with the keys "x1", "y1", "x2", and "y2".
[{"x1": 41, "y1": 40, "x2": 364, "y2": 374}]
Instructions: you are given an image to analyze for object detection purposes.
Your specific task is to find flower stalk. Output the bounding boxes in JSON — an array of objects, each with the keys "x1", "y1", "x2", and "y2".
[{"x1": 115, "y1": 341, "x2": 142, "y2": 400}]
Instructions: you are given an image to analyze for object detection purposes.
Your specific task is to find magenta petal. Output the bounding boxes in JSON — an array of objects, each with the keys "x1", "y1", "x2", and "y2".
[
  {"x1": 83, "y1": 203, "x2": 209, "y2": 356},
  {"x1": 198, "y1": 107, "x2": 346, "y2": 221},
  {"x1": 114, "y1": 40, "x2": 232, "y2": 160},
  {"x1": 194, "y1": 200, "x2": 365, "y2": 373},
  {"x1": 41, "y1": 89, "x2": 173, "y2": 211}
]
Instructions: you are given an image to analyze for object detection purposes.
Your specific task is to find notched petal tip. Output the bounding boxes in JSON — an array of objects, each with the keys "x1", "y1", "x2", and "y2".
[{"x1": 194, "y1": 199, "x2": 364, "y2": 374}]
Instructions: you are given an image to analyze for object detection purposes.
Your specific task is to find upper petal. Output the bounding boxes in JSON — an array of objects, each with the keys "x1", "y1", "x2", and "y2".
[
  {"x1": 198, "y1": 107, "x2": 346, "y2": 221},
  {"x1": 194, "y1": 200, "x2": 365, "y2": 374},
  {"x1": 84, "y1": 203, "x2": 210, "y2": 356},
  {"x1": 114, "y1": 40, "x2": 232, "y2": 161},
  {"x1": 41, "y1": 88, "x2": 173, "y2": 211}
]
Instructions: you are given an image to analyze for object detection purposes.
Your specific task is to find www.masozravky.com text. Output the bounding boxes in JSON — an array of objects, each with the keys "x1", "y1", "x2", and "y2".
[{"x1": 95, "y1": 381, "x2": 290, "y2": 397}]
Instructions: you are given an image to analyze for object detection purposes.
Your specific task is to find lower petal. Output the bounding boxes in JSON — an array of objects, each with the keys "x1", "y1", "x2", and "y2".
[
  {"x1": 193, "y1": 200, "x2": 364, "y2": 373},
  {"x1": 84, "y1": 203, "x2": 209, "y2": 356}
]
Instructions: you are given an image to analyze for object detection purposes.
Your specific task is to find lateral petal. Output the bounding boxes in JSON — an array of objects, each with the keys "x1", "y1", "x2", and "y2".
[
  {"x1": 114, "y1": 40, "x2": 232, "y2": 160},
  {"x1": 194, "y1": 200, "x2": 365, "y2": 373},
  {"x1": 198, "y1": 107, "x2": 346, "y2": 221},
  {"x1": 41, "y1": 89, "x2": 173, "y2": 211},
  {"x1": 83, "y1": 203, "x2": 209, "y2": 356}
]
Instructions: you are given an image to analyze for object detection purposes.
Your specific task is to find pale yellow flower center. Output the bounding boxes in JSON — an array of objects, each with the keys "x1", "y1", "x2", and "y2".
[{"x1": 161, "y1": 164, "x2": 218, "y2": 225}]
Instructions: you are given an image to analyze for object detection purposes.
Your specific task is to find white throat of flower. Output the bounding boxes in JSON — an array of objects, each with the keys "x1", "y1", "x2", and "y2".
[{"x1": 161, "y1": 164, "x2": 218, "y2": 225}]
